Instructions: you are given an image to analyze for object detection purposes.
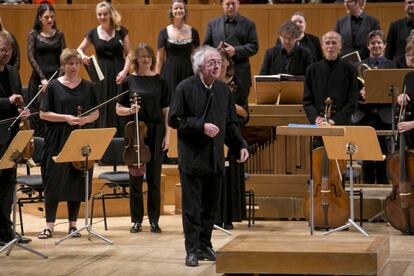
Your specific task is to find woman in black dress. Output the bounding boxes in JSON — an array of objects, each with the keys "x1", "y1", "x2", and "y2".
[
  {"x1": 156, "y1": 0, "x2": 199, "y2": 96},
  {"x1": 217, "y1": 48, "x2": 249, "y2": 229},
  {"x1": 291, "y1": 12, "x2": 323, "y2": 62},
  {"x1": 117, "y1": 43, "x2": 170, "y2": 234},
  {"x1": 27, "y1": 3, "x2": 66, "y2": 137},
  {"x1": 38, "y1": 48, "x2": 99, "y2": 239},
  {"x1": 78, "y1": 1, "x2": 131, "y2": 136}
]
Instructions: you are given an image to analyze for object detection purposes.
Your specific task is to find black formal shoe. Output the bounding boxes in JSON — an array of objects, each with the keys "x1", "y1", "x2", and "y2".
[
  {"x1": 196, "y1": 247, "x2": 216, "y2": 261},
  {"x1": 223, "y1": 223, "x2": 234, "y2": 230},
  {"x1": 150, "y1": 222, "x2": 162, "y2": 233},
  {"x1": 130, "y1": 222, "x2": 142, "y2": 233},
  {"x1": 185, "y1": 253, "x2": 199, "y2": 267}
]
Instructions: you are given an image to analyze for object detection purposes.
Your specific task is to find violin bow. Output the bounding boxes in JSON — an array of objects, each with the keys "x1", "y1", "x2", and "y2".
[
  {"x1": 9, "y1": 70, "x2": 59, "y2": 130},
  {"x1": 78, "y1": 90, "x2": 130, "y2": 117}
]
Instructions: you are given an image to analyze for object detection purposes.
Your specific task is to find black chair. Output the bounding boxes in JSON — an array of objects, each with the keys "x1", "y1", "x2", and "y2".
[
  {"x1": 90, "y1": 137, "x2": 130, "y2": 230},
  {"x1": 244, "y1": 173, "x2": 256, "y2": 227},
  {"x1": 16, "y1": 137, "x2": 44, "y2": 235}
]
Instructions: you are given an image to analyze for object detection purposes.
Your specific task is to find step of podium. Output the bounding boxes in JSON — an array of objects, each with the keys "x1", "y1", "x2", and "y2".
[{"x1": 217, "y1": 234, "x2": 389, "y2": 275}]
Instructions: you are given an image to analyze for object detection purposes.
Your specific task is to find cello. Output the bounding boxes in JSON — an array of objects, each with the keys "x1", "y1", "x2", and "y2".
[
  {"x1": 385, "y1": 87, "x2": 414, "y2": 234},
  {"x1": 123, "y1": 92, "x2": 151, "y2": 167},
  {"x1": 304, "y1": 97, "x2": 350, "y2": 229}
]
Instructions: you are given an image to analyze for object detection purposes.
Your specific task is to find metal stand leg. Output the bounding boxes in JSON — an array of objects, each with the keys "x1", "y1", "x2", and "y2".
[
  {"x1": 213, "y1": 224, "x2": 232, "y2": 236},
  {"x1": 323, "y1": 145, "x2": 369, "y2": 237},
  {"x1": 55, "y1": 151, "x2": 113, "y2": 245},
  {"x1": 0, "y1": 173, "x2": 48, "y2": 259},
  {"x1": 309, "y1": 136, "x2": 314, "y2": 235}
]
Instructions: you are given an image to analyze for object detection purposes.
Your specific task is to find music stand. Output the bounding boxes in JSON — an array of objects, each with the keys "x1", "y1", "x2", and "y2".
[
  {"x1": 0, "y1": 130, "x2": 47, "y2": 259},
  {"x1": 322, "y1": 126, "x2": 383, "y2": 236},
  {"x1": 277, "y1": 125, "x2": 345, "y2": 235},
  {"x1": 364, "y1": 69, "x2": 413, "y2": 151},
  {"x1": 53, "y1": 128, "x2": 116, "y2": 245}
]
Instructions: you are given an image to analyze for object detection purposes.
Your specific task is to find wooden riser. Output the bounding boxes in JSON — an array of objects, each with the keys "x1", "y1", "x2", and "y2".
[{"x1": 217, "y1": 234, "x2": 390, "y2": 275}]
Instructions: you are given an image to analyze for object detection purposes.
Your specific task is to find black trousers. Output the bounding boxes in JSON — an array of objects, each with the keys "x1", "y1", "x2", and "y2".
[
  {"x1": 45, "y1": 199, "x2": 81, "y2": 223},
  {"x1": 0, "y1": 168, "x2": 15, "y2": 241},
  {"x1": 180, "y1": 172, "x2": 221, "y2": 254},
  {"x1": 129, "y1": 122, "x2": 163, "y2": 224}
]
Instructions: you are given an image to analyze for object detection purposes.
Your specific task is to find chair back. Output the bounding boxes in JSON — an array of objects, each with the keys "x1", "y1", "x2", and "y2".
[
  {"x1": 100, "y1": 137, "x2": 126, "y2": 166},
  {"x1": 32, "y1": 137, "x2": 44, "y2": 164}
]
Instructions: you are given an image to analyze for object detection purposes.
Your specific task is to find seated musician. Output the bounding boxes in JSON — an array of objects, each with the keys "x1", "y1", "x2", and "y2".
[
  {"x1": 354, "y1": 30, "x2": 395, "y2": 184},
  {"x1": 303, "y1": 31, "x2": 359, "y2": 129},
  {"x1": 260, "y1": 21, "x2": 313, "y2": 76}
]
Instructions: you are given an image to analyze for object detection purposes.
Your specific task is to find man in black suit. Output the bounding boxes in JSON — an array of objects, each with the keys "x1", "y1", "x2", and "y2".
[
  {"x1": 334, "y1": 0, "x2": 380, "y2": 61},
  {"x1": 260, "y1": 21, "x2": 313, "y2": 76},
  {"x1": 303, "y1": 31, "x2": 359, "y2": 127},
  {"x1": 385, "y1": 0, "x2": 414, "y2": 61},
  {"x1": 354, "y1": 30, "x2": 395, "y2": 184},
  {"x1": 204, "y1": 0, "x2": 258, "y2": 98},
  {"x1": 169, "y1": 46, "x2": 249, "y2": 267},
  {"x1": 0, "y1": 31, "x2": 30, "y2": 246}
]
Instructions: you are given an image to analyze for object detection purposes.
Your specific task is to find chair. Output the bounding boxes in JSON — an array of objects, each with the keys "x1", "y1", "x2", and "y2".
[
  {"x1": 90, "y1": 137, "x2": 130, "y2": 230},
  {"x1": 16, "y1": 137, "x2": 44, "y2": 236},
  {"x1": 244, "y1": 173, "x2": 256, "y2": 227}
]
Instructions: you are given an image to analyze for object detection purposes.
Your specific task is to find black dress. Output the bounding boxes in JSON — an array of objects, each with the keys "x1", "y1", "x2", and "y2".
[
  {"x1": 217, "y1": 77, "x2": 249, "y2": 225},
  {"x1": 119, "y1": 74, "x2": 170, "y2": 224},
  {"x1": 86, "y1": 26, "x2": 128, "y2": 136},
  {"x1": 40, "y1": 79, "x2": 97, "y2": 202},
  {"x1": 27, "y1": 29, "x2": 66, "y2": 137},
  {"x1": 157, "y1": 27, "x2": 199, "y2": 95}
]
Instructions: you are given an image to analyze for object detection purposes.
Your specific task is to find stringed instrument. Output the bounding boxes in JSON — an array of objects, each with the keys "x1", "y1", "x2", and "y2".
[
  {"x1": 385, "y1": 88, "x2": 414, "y2": 234},
  {"x1": 72, "y1": 105, "x2": 95, "y2": 170},
  {"x1": 304, "y1": 97, "x2": 350, "y2": 229},
  {"x1": 123, "y1": 92, "x2": 151, "y2": 167}
]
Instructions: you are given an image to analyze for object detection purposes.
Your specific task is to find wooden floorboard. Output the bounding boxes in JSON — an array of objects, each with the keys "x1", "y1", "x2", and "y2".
[{"x1": 2, "y1": 211, "x2": 414, "y2": 275}]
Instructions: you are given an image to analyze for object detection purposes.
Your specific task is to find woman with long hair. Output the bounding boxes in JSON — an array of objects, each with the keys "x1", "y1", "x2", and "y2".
[
  {"x1": 156, "y1": 0, "x2": 199, "y2": 96},
  {"x1": 27, "y1": 3, "x2": 66, "y2": 137},
  {"x1": 78, "y1": 1, "x2": 131, "y2": 136}
]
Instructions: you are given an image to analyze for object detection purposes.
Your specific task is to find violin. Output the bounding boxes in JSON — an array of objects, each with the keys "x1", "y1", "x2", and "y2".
[
  {"x1": 385, "y1": 87, "x2": 414, "y2": 234},
  {"x1": 72, "y1": 106, "x2": 95, "y2": 171},
  {"x1": 304, "y1": 97, "x2": 350, "y2": 229},
  {"x1": 123, "y1": 92, "x2": 151, "y2": 166}
]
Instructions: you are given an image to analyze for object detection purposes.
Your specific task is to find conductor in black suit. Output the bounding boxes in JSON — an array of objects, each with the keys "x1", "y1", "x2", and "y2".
[
  {"x1": 260, "y1": 21, "x2": 313, "y2": 76},
  {"x1": 334, "y1": 0, "x2": 380, "y2": 61},
  {"x1": 385, "y1": 0, "x2": 414, "y2": 61},
  {"x1": 204, "y1": 0, "x2": 258, "y2": 98}
]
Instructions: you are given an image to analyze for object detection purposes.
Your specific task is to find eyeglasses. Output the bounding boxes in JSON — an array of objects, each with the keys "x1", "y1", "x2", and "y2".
[
  {"x1": 206, "y1": 59, "x2": 222, "y2": 67},
  {"x1": 0, "y1": 48, "x2": 11, "y2": 55}
]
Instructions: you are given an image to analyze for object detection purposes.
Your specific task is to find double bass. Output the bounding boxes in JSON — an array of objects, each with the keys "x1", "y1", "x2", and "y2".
[
  {"x1": 123, "y1": 92, "x2": 151, "y2": 167},
  {"x1": 304, "y1": 97, "x2": 350, "y2": 229},
  {"x1": 385, "y1": 88, "x2": 414, "y2": 234}
]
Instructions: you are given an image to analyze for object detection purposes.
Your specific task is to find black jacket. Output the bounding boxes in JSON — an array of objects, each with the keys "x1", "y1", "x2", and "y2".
[
  {"x1": 386, "y1": 17, "x2": 414, "y2": 61},
  {"x1": 168, "y1": 75, "x2": 246, "y2": 175}
]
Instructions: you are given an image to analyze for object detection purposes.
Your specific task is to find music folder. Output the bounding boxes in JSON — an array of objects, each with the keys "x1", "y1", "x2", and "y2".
[
  {"x1": 254, "y1": 75, "x2": 304, "y2": 105},
  {"x1": 84, "y1": 55, "x2": 104, "y2": 83}
]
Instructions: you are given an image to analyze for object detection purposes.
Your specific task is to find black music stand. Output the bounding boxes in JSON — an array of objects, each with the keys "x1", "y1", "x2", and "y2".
[
  {"x1": 53, "y1": 128, "x2": 116, "y2": 245},
  {"x1": 364, "y1": 69, "x2": 413, "y2": 151},
  {"x1": 322, "y1": 126, "x2": 383, "y2": 236},
  {"x1": 277, "y1": 125, "x2": 346, "y2": 235},
  {"x1": 0, "y1": 130, "x2": 47, "y2": 259}
]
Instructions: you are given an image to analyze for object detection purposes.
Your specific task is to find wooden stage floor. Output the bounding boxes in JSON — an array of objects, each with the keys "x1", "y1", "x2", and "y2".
[{"x1": 2, "y1": 211, "x2": 414, "y2": 276}]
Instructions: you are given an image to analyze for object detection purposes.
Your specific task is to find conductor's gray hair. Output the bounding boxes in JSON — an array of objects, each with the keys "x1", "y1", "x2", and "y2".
[{"x1": 192, "y1": 45, "x2": 219, "y2": 74}]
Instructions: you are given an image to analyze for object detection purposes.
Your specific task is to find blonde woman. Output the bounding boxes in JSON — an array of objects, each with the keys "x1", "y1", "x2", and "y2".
[{"x1": 78, "y1": 1, "x2": 131, "y2": 136}]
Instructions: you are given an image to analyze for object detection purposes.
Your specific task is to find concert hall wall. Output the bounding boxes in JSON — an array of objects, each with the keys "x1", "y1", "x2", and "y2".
[{"x1": 0, "y1": 3, "x2": 404, "y2": 89}]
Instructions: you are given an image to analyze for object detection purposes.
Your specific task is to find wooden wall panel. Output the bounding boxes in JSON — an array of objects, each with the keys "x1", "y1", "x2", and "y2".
[{"x1": 0, "y1": 3, "x2": 405, "y2": 87}]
